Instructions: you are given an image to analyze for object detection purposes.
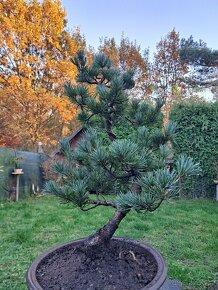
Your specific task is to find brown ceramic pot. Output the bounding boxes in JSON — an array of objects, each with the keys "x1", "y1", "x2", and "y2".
[{"x1": 26, "y1": 237, "x2": 167, "y2": 290}]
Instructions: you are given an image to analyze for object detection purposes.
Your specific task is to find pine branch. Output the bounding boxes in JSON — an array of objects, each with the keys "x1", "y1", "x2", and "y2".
[
  {"x1": 81, "y1": 200, "x2": 117, "y2": 211},
  {"x1": 125, "y1": 116, "x2": 136, "y2": 127},
  {"x1": 105, "y1": 119, "x2": 117, "y2": 141},
  {"x1": 102, "y1": 164, "x2": 139, "y2": 180},
  {"x1": 147, "y1": 197, "x2": 165, "y2": 212}
]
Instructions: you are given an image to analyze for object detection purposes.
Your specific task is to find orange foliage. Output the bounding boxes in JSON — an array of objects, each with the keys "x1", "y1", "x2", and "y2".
[
  {"x1": 0, "y1": 0, "x2": 84, "y2": 151},
  {"x1": 152, "y1": 29, "x2": 189, "y2": 122},
  {"x1": 99, "y1": 36, "x2": 151, "y2": 99}
]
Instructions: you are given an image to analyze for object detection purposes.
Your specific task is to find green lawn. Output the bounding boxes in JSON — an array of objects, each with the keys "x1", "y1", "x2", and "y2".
[{"x1": 0, "y1": 196, "x2": 217, "y2": 290}]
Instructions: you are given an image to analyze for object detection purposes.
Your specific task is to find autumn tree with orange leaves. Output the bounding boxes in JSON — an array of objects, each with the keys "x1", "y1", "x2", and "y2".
[
  {"x1": 151, "y1": 29, "x2": 190, "y2": 122},
  {"x1": 0, "y1": 0, "x2": 84, "y2": 150},
  {"x1": 98, "y1": 36, "x2": 151, "y2": 99}
]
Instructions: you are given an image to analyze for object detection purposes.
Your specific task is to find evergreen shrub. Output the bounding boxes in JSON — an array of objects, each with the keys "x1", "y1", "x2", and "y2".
[
  {"x1": 170, "y1": 102, "x2": 218, "y2": 197},
  {"x1": 45, "y1": 50, "x2": 201, "y2": 247}
]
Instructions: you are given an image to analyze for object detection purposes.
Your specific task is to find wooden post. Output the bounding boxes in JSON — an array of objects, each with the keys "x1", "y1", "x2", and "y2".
[
  {"x1": 12, "y1": 170, "x2": 24, "y2": 201},
  {"x1": 16, "y1": 175, "x2": 19, "y2": 201},
  {"x1": 216, "y1": 184, "x2": 218, "y2": 202},
  {"x1": 214, "y1": 181, "x2": 218, "y2": 202}
]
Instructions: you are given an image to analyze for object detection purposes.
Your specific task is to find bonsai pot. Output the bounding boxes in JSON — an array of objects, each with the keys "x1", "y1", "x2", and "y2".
[{"x1": 26, "y1": 237, "x2": 167, "y2": 290}]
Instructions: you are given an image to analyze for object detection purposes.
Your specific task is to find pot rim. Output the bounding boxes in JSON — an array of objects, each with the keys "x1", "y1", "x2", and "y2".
[{"x1": 26, "y1": 237, "x2": 167, "y2": 290}]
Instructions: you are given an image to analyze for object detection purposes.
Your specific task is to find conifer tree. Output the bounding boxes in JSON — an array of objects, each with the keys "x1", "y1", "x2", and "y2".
[
  {"x1": 45, "y1": 50, "x2": 201, "y2": 247},
  {"x1": 180, "y1": 36, "x2": 218, "y2": 101}
]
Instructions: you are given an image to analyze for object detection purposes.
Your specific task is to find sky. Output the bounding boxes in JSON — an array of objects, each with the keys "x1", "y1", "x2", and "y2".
[{"x1": 61, "y1": 0, "x2": 218, "y2": 56}]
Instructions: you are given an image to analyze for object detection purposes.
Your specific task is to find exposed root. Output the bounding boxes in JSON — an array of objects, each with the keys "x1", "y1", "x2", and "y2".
[
  {"x1": 129, "y1": 250, "x2": 137, "y2": 262},
  {"x1": 118, "y1": 250, "x2": 141, "y2": 265}
]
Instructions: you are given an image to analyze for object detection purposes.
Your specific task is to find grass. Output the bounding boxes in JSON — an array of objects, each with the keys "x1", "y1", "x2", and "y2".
[{"x1": 0, "y1": 196, "x2": 217, "y2": 290}]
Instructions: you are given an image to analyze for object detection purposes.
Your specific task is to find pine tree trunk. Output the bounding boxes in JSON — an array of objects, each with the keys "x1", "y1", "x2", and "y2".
[
  {"x1": 85, "y1": 210, "x2": 127, "y2": 247},
  {"x1": 105, "y1": 119, "x2": 116, "y2": 141}
]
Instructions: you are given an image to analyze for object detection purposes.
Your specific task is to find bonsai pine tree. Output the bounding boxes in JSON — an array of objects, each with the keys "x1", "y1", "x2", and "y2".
[{"x1": 45, "y1": 50, "x2": 201, "y2": 247}]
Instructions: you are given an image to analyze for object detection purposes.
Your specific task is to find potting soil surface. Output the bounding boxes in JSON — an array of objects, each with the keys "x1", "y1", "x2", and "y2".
[{"x1": 36, "y1": 240, "x2": 158, "y2": 290}]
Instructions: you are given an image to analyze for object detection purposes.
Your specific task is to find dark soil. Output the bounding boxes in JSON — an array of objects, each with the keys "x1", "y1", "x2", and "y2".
[{"x1": 36, "y1": 239, "x2": 158, "y2": 290}]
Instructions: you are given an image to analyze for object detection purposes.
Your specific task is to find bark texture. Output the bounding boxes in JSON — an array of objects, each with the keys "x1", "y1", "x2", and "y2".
[{"x1": 85, "y1": 210, "x2": 127, "y2": 247}]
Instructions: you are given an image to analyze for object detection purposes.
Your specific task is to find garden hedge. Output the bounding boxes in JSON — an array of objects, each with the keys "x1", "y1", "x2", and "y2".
[{"x1": 170, "y1": 101, "x2": 218, "y2": 197}]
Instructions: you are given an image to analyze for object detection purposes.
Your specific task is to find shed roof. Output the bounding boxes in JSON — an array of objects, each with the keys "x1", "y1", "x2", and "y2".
[{"x1": 51, "y1": 126, "x2": 84, "y2": 157}]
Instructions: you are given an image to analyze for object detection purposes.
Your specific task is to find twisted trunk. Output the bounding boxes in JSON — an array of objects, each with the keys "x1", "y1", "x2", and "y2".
[
  {"x1": 85, "y1": 210, "x2": 127, "y2": 247},
  {"x1": 105, "y1": 118, "x2": 116, "y2": 142}
]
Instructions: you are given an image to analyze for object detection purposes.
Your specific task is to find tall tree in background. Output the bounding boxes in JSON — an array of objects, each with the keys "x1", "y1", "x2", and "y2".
[
  {"x1": 99, "y1": 36, "x2": 151, "y2": 99},
  {"x1": 152, "y1": 29, "x2": 189, "y2": 122},
  {"x1": 0, "y1": 107, "x2": 20, "y2": 147},
  {"x1": 0, "y1": 0, "x2": 84, "y2": 150},
  {"x1": 180, "y1": 36, "x2": 218, "y2": 101}
]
